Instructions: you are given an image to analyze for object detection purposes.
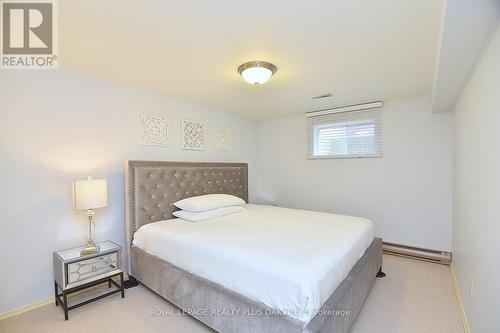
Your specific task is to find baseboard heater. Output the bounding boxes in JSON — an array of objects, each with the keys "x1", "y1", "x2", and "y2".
[{"x1": 383, "y1": 242, "x2": 452, "y2": 265}]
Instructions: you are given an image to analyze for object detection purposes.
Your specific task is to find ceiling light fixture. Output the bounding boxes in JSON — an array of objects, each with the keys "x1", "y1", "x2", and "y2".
[{"x1": 237, "y1": 61, "x2": 277, "y2": 85}]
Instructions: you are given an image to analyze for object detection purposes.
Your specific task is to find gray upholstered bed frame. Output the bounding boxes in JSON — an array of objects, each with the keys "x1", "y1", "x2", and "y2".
[{"x1": 125, "y1": 160, "x2": 382, "y2": 333}]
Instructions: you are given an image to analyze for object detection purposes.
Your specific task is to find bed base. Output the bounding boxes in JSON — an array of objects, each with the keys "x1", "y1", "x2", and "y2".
[{"x1": 130, "y1": 237, "x2": 382, "y2": 333}]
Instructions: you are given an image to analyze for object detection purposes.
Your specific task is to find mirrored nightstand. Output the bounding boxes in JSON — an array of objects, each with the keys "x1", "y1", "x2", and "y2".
[{"x1": 53, "y1": 240, "x2": 124, "y2": 320}]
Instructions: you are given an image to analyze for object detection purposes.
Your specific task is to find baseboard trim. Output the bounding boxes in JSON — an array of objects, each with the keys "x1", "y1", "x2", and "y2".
[
  {"x1": 450, "y1": 265, "x2": 471, "y2": 333},
  {"x1": 0, "y1": 275, "x2": 135, "y2": 321},
  {"x1": 0, "y1": 297, "x2": 54, "y2": 321}
]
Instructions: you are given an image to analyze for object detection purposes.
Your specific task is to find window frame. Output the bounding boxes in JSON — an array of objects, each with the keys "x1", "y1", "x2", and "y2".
[{"x1": 306, "y1": 105, "x2": 383, "y2": 160}]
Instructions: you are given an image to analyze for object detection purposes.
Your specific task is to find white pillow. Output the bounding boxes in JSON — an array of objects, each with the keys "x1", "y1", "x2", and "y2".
[
  {"x1": 173, "y1": 205, "x2": 245, "y2": 222},
  {"x1": 173, "y1": 194, "x2": 245, "y2": 212}
]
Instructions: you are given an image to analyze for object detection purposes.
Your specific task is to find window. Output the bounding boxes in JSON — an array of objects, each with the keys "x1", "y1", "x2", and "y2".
[{"x1": 306, "y1": 105, "x2": 382, "y2": 158}]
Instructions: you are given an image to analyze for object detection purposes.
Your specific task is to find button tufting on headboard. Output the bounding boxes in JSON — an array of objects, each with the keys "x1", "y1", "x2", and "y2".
[{"x1": 125, "y1": 161, "x2": 248, "y2": 248}]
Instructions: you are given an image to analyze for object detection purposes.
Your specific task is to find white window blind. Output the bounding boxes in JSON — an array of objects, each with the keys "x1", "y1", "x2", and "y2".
[{"x1": 306, "y1": 103, "x2": 383, "y2": 159}]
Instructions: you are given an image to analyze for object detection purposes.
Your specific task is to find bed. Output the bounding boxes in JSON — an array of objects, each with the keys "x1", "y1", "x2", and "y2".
[{"x1": 125, "y1": 161, "x2": 383, "y2": 333}]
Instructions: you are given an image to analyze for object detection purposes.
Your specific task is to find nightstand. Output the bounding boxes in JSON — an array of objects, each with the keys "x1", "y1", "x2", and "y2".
[{"x1": 53, "y1": 240, "x2": 124, "y2": 320}]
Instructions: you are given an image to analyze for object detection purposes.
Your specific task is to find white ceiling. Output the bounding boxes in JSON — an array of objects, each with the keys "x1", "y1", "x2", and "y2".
[
  {"x1": 60, "y1": 0, "x2": 443, "y2": 120},
  {"x1": 432, "y1": 0, "x2": 500, "y2": 113}
]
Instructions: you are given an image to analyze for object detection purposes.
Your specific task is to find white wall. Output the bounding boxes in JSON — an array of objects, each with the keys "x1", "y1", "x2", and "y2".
[
  {"x1": 452, "y1": 24, "x2": 500, "y2": 333},
  {"x1": 0, "y1": 70, "x2": 257, "y2": 313},
  {"x1": 256, "y1": 96, "x2": 453, "y2": 251}
]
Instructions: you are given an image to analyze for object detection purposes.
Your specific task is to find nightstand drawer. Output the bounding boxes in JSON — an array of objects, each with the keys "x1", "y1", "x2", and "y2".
[{"x1": 67, "y1": 252, "x2": 118, "y2": 284}]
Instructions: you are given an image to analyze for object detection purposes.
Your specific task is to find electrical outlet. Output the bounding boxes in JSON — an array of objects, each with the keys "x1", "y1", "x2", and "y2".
[{"x1": 469, "y1": 278, "x2": 474, "y2": 296}]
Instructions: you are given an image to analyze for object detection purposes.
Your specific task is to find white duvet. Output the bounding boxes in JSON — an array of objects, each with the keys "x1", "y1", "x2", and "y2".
[{"x1": 132, "y1": 204, "x2": 374, "y2": 324}]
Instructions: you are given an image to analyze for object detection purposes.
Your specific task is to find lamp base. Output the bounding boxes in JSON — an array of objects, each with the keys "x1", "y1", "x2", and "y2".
[
  {"x1": 80, "y1": 244, "x2": 100, "y2": 256},
  {"x1": 81, "y1": 213, "x2": 99, "y2": 256}
]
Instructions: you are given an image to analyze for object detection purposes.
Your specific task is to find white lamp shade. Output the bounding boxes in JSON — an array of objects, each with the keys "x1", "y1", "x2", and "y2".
[
  {"x1": 73, "y1": 177, "x2": 108, "y2": 210},
  {"x1": 241, "y1": 67, "x2": 273, "y2": 85}
]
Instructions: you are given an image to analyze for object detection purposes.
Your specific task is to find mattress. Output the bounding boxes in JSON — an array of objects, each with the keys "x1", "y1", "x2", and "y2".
[{"x1": 132, "y1": 204, "x2": 374, "y2": 324}]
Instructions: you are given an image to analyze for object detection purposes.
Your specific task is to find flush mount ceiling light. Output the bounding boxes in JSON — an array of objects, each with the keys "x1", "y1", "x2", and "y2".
[{"x1": 237, "y1": 61, "x2": 277, "y2": 85}]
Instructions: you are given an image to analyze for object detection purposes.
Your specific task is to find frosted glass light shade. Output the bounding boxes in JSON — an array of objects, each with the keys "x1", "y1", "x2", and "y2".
[
  {"x1": 241, "y1": 67, "x2": 273, "y2": 85},
  {"x1": 238, "y1": 61, "x2": 277, "y2": 85},
  {"x1": 73, "y1": 177, "x2": 108, "y2": 210}
]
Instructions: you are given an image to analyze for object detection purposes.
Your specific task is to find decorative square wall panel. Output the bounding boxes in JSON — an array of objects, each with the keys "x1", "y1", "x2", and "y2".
[
  {"x1": 214, "y1": 128, "x2": 230, "y2": 152},
  {"x1": 141, "y1": 114, "x2": 168, "y2": 146},
  {"x1": 182, "y1": 120, "x2": 206, "y2": 150}
]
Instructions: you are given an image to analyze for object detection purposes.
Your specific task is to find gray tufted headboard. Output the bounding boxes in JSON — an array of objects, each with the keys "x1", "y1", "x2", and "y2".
[{"x1": 125, "y1": 160, "x2": 248, "y2": 253}]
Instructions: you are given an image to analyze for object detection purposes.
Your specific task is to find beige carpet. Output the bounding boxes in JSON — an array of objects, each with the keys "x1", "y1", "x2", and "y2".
[{"x1": 0, "y1": 255, "x2": 464, "y2": 333}]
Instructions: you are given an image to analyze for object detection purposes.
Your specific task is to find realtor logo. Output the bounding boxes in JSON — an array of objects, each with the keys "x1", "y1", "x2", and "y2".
[{"x1": 1, "y1": 0, "x2": 57, "y2": 69}]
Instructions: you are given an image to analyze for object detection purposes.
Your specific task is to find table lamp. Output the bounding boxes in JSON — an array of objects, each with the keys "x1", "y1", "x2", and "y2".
[{"x1": 73, "y1": 176, "x2": 108, "y2": 255}]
